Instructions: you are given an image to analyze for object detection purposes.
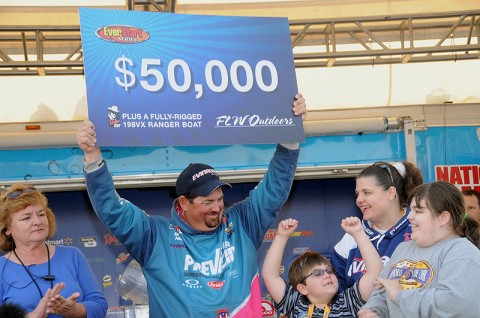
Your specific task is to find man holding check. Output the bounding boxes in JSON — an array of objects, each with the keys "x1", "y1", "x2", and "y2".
[{"x1": 76, "y1": 93, "x2": 306, "y2": 317}]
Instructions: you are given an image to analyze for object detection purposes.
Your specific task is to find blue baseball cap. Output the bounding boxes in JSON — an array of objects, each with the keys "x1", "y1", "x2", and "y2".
[{"x1": 176, "y1": 163, "x2": 232, "y2": 197}]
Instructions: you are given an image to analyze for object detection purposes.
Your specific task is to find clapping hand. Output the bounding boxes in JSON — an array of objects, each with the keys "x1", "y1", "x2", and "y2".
[
  {"x1": 28, "y1": 283, "x2": 63, "y2": 318},
  {"x1": 46, "y1": 282, "x2": 82, "y2": 317}
]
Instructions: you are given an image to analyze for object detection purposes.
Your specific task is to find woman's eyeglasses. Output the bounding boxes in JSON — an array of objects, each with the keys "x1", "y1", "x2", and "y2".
[
  {"x1": 300, "y1": 267, "x2": 336, "y2": 284},
  {"x1": 4, "y1": 188, "x2": 36, "y2": 201}
]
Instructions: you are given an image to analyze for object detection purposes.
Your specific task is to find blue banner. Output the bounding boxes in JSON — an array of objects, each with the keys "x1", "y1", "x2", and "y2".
[{"x1": 79, "y1": 8, "x2": 304, "y2": 146}]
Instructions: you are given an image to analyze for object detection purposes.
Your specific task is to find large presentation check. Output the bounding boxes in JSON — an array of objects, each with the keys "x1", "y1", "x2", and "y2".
[{"x1": 79, "y1": 8, "x2": 304, "y2": 146}]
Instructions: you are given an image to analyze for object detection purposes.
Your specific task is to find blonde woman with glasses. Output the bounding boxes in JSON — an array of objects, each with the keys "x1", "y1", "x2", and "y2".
[{"x1": 0, "y1": 184, "x2": 107, "y2": 318}]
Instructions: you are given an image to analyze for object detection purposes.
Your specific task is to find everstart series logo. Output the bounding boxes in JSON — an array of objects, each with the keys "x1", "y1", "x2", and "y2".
[{"x1": 96, "y1": 25, "x2": 150, "y2": 44}]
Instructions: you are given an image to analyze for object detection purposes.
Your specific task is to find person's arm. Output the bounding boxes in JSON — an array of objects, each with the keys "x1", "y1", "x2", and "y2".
[
  {"x1": 74, "y1": 248, "x2": 108, "y2": 318},
  {"x1": 77, "y1": 120, "x2": 101, "y2": 164},
  {"x1": 358, "y1": 242, "x2": 406, "y2": 318},
  {"x1": 262, "y1": 218, "x2": 298, "y2": 304},
  {"x1": 357, "y1": 282, "x2": 390, "y2": 318},
  {"x1": 27, "y1": 283, "x2": 64, "y2": 318},
  {"x1": 357, "y1": 307, "x2": 382, "y2": 318},
  {"x1": 77, "y1": 120, "x2": 158, "y2": 265},
  {"x1": 331, "y1": 233, "x2": 355, "y2": 291},
  {"x1": 236, "y1": 94, "x2": 305, "y2": 247},
  {"x1": 341, "y1": 217, "x2": 382, "y2": 301},
  {"x1": 46, "y1": 248, "x2": 108, "y2": 318}
]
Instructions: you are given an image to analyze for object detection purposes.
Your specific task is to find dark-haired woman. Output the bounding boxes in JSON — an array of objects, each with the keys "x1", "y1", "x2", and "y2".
[
  {"x1": 358, "y1": 181, "x2": 480, "y2": 317},
  {"x1": 331, "y1": 161, "x2": 423, "y2": 291}
]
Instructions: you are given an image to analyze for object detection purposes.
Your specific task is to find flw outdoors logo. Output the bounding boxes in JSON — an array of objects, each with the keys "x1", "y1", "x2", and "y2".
[{"x1": 96, "y1": 25, "x2": 150, "y2": 44}]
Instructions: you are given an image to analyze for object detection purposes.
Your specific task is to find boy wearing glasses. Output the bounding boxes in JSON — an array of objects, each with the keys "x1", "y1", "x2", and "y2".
[{"x1": 262, "y1": 217, "x2": 382, "y2": 317}]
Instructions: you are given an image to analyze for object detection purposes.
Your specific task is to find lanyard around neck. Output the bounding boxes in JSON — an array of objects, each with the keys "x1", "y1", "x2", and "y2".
[
  {"x1": 13, "y1": 243, "x2": 53, "y2": 298},
  {"x1": 308, "y1": 304, "x2": 330, "y2": 318}
]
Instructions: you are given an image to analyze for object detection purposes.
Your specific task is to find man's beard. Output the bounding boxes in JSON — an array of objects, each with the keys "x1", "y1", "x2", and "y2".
[{"x1": 204, "y1": 212, "x2": 220, "y2": 228}]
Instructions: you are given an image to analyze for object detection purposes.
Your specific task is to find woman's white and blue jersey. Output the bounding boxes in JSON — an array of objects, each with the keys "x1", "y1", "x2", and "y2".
[{"x1": 331, "y1": 211, "x2": 412, "y2": 292}]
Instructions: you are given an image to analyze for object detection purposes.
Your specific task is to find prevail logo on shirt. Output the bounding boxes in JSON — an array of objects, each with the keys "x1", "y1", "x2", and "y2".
[{"x1": 184, "y1": 242, "x2": 235, "y2": 276}]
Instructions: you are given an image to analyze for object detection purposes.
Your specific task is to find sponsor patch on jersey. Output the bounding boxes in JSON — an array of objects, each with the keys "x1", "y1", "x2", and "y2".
[
  {"x1": 207, "y1": 280, "x2": 225, "y2": 289},
  {"x1": 182, "y1": 279, "x2": 202, "y2": 289},
  {"x1": 387, "y1": 259, "x2": 434, "y2": 289}
]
